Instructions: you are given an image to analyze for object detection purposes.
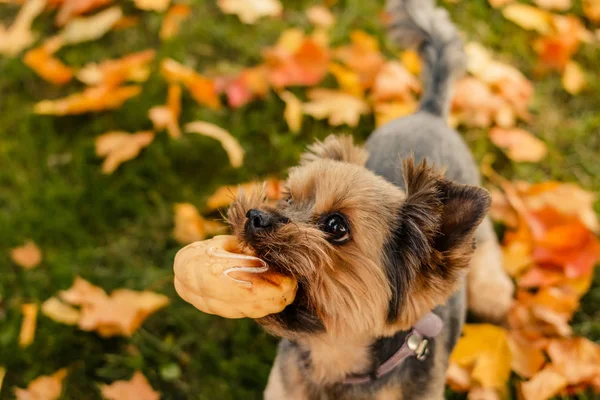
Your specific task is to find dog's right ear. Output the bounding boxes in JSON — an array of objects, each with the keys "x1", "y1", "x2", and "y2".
[{"x1": 300, "y1": 135, "x2": 369, "y2": 166}]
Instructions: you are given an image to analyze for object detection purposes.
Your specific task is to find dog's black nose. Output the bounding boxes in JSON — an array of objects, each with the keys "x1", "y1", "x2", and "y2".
[{"x1": 246, "y1": 209, "x2": 273, "y2": 230}]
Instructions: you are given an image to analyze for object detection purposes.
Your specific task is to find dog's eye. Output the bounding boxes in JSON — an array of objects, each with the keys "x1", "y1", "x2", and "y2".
[{"x1": 321, "y1": 213, "x2": 350, "y2": 244}]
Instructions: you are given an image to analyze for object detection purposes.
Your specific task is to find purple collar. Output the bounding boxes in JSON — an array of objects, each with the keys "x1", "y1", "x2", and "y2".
[{"x1": 343, "y1": 312, "x2": 444, "y2": 385}]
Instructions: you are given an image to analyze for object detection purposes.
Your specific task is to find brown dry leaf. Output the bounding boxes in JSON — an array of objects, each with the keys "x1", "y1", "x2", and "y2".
[
  {"x1": 59, "y1": 6, "x2": 122, "y2": 44},
  {"x1": 0, "y1": 0, "x2": 46, "y2": 56},
  {"x1": 446, "y1": 362, "x2": 471, "y2": 392},
  {"x1": 546, "y1": 338, "x2": 600, "y2": 385},
  {"x1": 41, "y1": 297, "x2": 81, "y2": 325},
  {"x1": 134, "y1": 0, "x2": 170, "y2": 12},
  {"x1": 172, "y1": 203, "x2": 227, "y2": 244},
  {"x1": 35, "y1": 85, "x2": 142, "y2": 115},
  {"x1": 206, "y1": 179, "x2": 282, "y2": 210},
  {"x1": 149, "y1": 84, "x2": 182, "y2": 139},
  {"x1": 584, "y1": 0, "x2": 600, "y2": 22},
  {"x1": 55, "y1": 0, "x2": 113, "y2": 26},
  {"x1": 562, "y1": 60, "x2": 586, "y2": 95},
  {"x1": 329, "y1": 62, "x2": 363, "y2": 97},
  {"x1": 101, "y1": 371, "x2": 159, "y2": 400},
  {"x1": 534, "y1": 0, "x2": 572, "y2": 11},
  {"x1": 489, "y1": 128, "x2": 547, "y2": 162},
  {"x1": 279, "y1": 91, "x2": 303, "y2": 133},
  {"x1": 334, "y1": 30, "x2": 385, "y2": 89},
  {"x1": 303, "y1": 88, "x2": 370, "y2": 127},
  {"x1": 10, "y1": 240, "x2": 42, "y2": 269},
  {"x1": 520, "y1": 366, "x2": 568, "y2": 400},
  {"x1": 218, "y1": 0, "x2": 282, "y2": 24},
  {"x1": 23, "y1": 37, "x2": 73, "y2": 85},
  {"x1": 372, "y1": 61, "x2": 420, "y2": 102},
  {"x1": 19, "y1": 303, "x2": 38, "y2": 348},
  {"x1": 95, "y1": 131, "x2": 155, "y2": 174},
  {"x1": 502, "y1": 4, "x2": 551, "y2": 34},
  {"x1": 161, "y1": 58, "x2": 221, "y2": 109},
  {"x1": 185, "y1": 121, "x2": 244, "y2": 168},
  {"x1": 374, "y1": 100, "x2": 418, "y2": 127},
  {"x1": 14, "y1": 369, "x2": 67, "y2": 400},
  {"x1": 306, "y1": 5, "x2": 335, "y2": 28},
  {"x1": 450, "y1": 324, "x2": 512, "y2": 390},
  {"x1": 76, "y1": 49, "x2": 155, "y2": 87},
  {"x1": 160, "y1": 4, "x2": 191, "y2": 40},
  {"x1": 507, "y1": 332, "x2": 546, "y2": 378}
]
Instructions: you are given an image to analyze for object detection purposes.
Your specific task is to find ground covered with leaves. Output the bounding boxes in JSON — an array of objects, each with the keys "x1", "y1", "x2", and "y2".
[{"x1": 1, "y1": 0, "x2": 600, "y2": 399}]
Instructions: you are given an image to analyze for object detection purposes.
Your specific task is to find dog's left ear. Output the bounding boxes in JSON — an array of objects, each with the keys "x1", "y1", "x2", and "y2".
[{"x1": 300, "y1": 135, "x2": 369, "y2": 166}]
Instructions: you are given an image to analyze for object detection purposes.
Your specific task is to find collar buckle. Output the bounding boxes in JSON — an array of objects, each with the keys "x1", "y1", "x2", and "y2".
[{"x1": 406, "y1": 332, "x2": 429, "y2": 361}]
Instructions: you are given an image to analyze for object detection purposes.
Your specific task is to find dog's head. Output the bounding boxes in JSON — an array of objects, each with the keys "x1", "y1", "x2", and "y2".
[{"x1": 227, "y1": 135, "x2": 490, "y2": 338}]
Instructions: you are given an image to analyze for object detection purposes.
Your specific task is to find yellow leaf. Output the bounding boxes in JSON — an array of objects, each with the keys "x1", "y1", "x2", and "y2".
[
  {"x1": 217, "y1": 0, "x2": 282, "y2": 24},
  {"x1": 0, "y1": 0, "x2": 46, "y2": 56},
  {"x1": 489, "y1": 128, "x2": 547, "y2": 162},
  {"x1": 0, "y1": 367, "x2": 6, "y2": 394},
  {"x1": 562, "y1": 61, "x2": 586, "y2": 95},
  {"x1": 450, "y1": 324, "x2": 512, "y2": 390},
  {"x1": 507, "y1": 332, "x2": 546, "y2": 378},
  {"x1": 329, "y1": 62, "x2": 363, "y2": 97},
  {"x1": 14, "y1": 368, "x2": 67, "y2": 400},
  {"x1": 160, "y1": 59, "x2": 221, "y2": 109},
  {"x1": 400, "y1": 50, "x2": 422, "y2": 76},
  {"x1": 149, "y1": 84, "x2": 182, "y2": 138},
  {"x1": 95, "y1": 131, "x2": 155, "y2": 174},
  {"x1": 584, "y1": 0, "x2": 600, "y2": 22},
  {"x1": 520, "y1": 366, "x2": 568, "y2": 400},
  {"x1": 76, "y1": 50, "x2": 155, "y2": 87},
  {"x1": 134, "y1": 0, "x2": 170, "y2": 12},
  {"x1": 101, "y1": 371, "x2": 160, "y2": 400},
  {"x1": 23, "y1": 37, "x2": 73, "y2": 85},
  {"x1": 372, "y1": 61, "x2": 421, "y2": 102},
  {"x1": 502, "y1": 240, "x2": 533, "y2": 276},
  {"x1": 34, "y1": 85, "x2": 142, "y2": 115},
  {"x1": 10, "y1": 240, "x2": 42, "y2": 269},
  {"x1": 160, "y1": 4, "x2": 191, "y2": 40},
  {"x1": 446, "y1": 362, "x2": 471, "y2": 392},
  {"x1": 41, "y1": 297, "x2": 81, "y2": 325},
  {"x1": 19, "y1": 303, "x2": 38, "y2": 348},
  {"x1": 534, "y1": 0, "x2": 572, "y2": 11},
  {"x1": 185, "y1": 122, "x2": 244, "y2": 168},
  {"x1": 306, "y1": 5, "x2": 335, "y2": 28},
  {"x1": 302, "y1": 88, "x2": 370, "y2": 127},
  {"x1": 59, "y1": 6, "x2": 123, "y2": 44},
  {"x1": 374, "y1": 100, "x2": 418, "y2": 127},
  {"x1": 502, "y1": 4, "x2": 551, "y2": 34},
  {"x1": 172, "y1": 203, "x2": 227, "y2": 244},
  {"x1": 279, "y1": 91, "x2": 303, "y2": 133},
  {"x1": 205, "y1": 179, "x2": 282, "y2": 210}
]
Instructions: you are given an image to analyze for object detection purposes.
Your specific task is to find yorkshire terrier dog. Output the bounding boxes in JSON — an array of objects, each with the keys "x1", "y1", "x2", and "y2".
[{"x1": 227, "y1": 0, "x2": 514, "y2": 398}]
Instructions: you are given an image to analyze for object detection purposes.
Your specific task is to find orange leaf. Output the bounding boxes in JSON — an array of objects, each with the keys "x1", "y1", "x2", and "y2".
[
  {"x1": 533, "y1": 16, "x2": 586, "y2": 72},
  {"x1": 133, "y1": 0, "x2": 170, "y2": 12},
  {"x1": 95, "y1": 131, "x2": 155, "y2": 174},
  {"x1": 101, "y1": 371, "x2": 160, "y2": 400},
  {"x1": 161, "y1": 59, "x2": 220, "y2": 109},
  {"x1": 502, "y1": 4, "x2": 552, "y2": 34},
  {"x1": 400, "y1": 50, "x2": 422, "y2": 76},
  {"x1": 507, "y1": 332, "x2": 546, "y2": 378},
  {"x1": 489, "y1": 128, "x2": 547, "y2": 163},
  {"x1": 520, "y1": 366, "x2": 568, "y2": 400},
  {"x1": 185, "y1": 121, "x2": 244, "y2": 168},
  {"x1": 306, "y1": 5, "x2": 335, "y2": 29},
  {"x1": 372, "y1": 61, "x2": 420, "y2": 102},
  {"x1": 55, "y1": 0, "x2": 113, "y2": 26},
  {"x1": 23, "y1": 38, "x2": 73, "y2": 85},
  {"x1": 77, "y1": 49, "x2": 155, "y2": 87},
  {"x1": 452, "y1": 77, "x2": 513, "y2": 129},
  {"x1": 0, "y1": 0, "x2": 46, "y2": 57},
  {"x1": 489, "y1": 189, "x2": 519, "y2": 228},
  {"x1": 547, "y1": 338, "x2": 600, "y2": 385},
  {"x1": 59, "y1": 6, "x2": 123, "y2": 44},
  {"x1": 10, "y1": 240, "x2": 42, "y2": 269},
  {"x1": 59, "y1": 276, "x2": 108, "y2": 306},
  {"x1": 302, "y1": 88, "x2": 369, "y2": 127},
  {"x1": 562, "y1": 60, "x2": 586, "y2": 95},
  {"x1": 160, "y1": 4, "x2": 191, "y2": 40},
  {"x1": 334, "y1": 30, "x2": 385, "y2": 89},
  {"x1": 34, "y1": 85, "x2": 142, "y2": 115},
  {"x1": 14, "y1": 369, "x2": 67, "y2": 400},
  {"x1": 374, "y1": 100, "x2": 418, "y2": 127},
  {"x1": 446, "y1": 362, "x2": 471, "y2": 392},
  {"x1": 584, "y1": 0, "x2": 600, "y2": 22},
  {"x1": 172, "y1": 203, "x2": 227, "y2": 244},
  {"x1": 205, "y1": 179, "x2": 282, "y2": 210},
  {"x1": 218, "y1": 65, "x2": 269, "y2": 108},
  {"x1": 329, "y1": 62, "x2": 363, "y2": 97},
  {"x1": 217, "y1": 0, "x2": 282, "y2": 24},
  {"x1": 149, "y1": 84, "x2": 182, "y2": 138},
  {"x1": 19, "y1": 303, "x2": 38, "y2": 348},
  {"x1": 534, "y1": 0, "x2": 572, "y2": 11}
]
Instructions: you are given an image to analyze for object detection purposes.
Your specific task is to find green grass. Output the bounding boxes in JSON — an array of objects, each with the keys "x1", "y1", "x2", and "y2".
[{"x1": 0, "y1": 0, "x2": 599, "y2": 399}]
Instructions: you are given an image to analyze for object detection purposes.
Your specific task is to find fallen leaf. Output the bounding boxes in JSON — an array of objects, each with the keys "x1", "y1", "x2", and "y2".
[
  {"x1": 547, "y1": 337, "x2": 600, "y2": 385},
  {"x1": 41, "y1": 297, "x2": 81, "y2": 325},
  {"x1": 185, "y1": 121, "x2": 244, "y2": 168},
  {"x1": 450, "y1": 324, "x2": 512, "y2": 390},
  {"x1": 14, "y1": 369, "x2": 67, "y2": 400},
  {"x1": 372, "y1": 61, "x2": 420, "y2": 102},
  {"x1": 172, "y1": 203, "x2": 227, "y2": 244},
  {"x1": 400, "y1": 50, "x2": 422, "y2": 76},
  {"x1": 19, "y1": 303, "x2": 38, "y2": 348},
  {"x1": 23, "y1": 36, "x2": 73, "y2": 85},
  {"x1": 306, "y1": 5, "x2": 335, "y2": 28},
  {"x1": 55, "y1": 0, "x2": 113, "y2": 26},
  {"x1": 302, "y1": 88, "x2": 369, "y2": 127},
  {"x1": 534, "y1": 0, "x2": 572, "y2": 11},
  {"x1": 502, "y1": 4, "x2": 551, "y2": 34},
  {"x1": 520, "y1": 366, "x2": 568, "y2": 400},
  {"x1": 334, "y1": 30, "x2": 385, "y2": 89},
  {"x1": 59, "y1": 6, "x2": 122, "y2": 45},
  {"x1": 149, "y1": 84, "x2": 182, "y2": 138},
  {"x1": 467, "y1": 388, "x2": 501, "y2": 400},
  {"x1": 328, "y1": 62, "x2": 363, "y2": 97},
  {"x1": 0, "y1": 367, "x2": 5, "y2": 394},
  {"x1": 0, "y1": 0, "x2": 46, "y2": 56},
  {"x1": 59, "y1": 276, "x2": 108, "y2": 306},
  {"x1": 584, "y1": 0, "x2": 600, "y2": 22},
  {"x1": 10, "y1": 240, "x2": 42, "y2": 269},
  {"x1": 76, "y1": 49, "x2": 155, "y2": 87},
  {"x1": 205, "y1": 179, "x2": 282, "y2": 210},
  {"x1": 489, "y1": 189, "x2": 519, "y2": 228},
  {"x1": 489, "y1": 128, "x2": 547, "y2": 162},
  {"x1": 218, "y1": 0, "x2": 282, "y2": 24},
  {"x1": 101, "y1": 371, "x2": 159, "y2": 400},
  {"x1": 446, "y1": 362, "x2": 471, "y2": 392},
  {"x1": 112, "y1": 15, "x2": 140, "y2": 30},
  {"x1": 161, "y1": 59, "x2": 221, "y2": 109},
  {"x1": 279, "y1": 91, "x2": 303, "y2": 133},
  {"x1": 34, "y1": 85, "x2": 142, "y2": 115},
  {"x1": 452, "y1": 77, "x2": 514, "y2": 128},
  {"x1": 160, "y1": 4, "x2": 191, "y2": 40},
  {"x1": 218, "y1": 65, "x2": 269, "y2": 108},
  {"x1": 489, "y1": 0, "x2": 514, "y2": 7},
  {"x1": 533, "y1": 16, "x2": 584, "y2": 72},
  {"x1": 562, "y1": 60, "x2": 586, "y2": 95},
  {"x1": 374, "y1": 100, "x2": 418, "y2": 127},
  {"x1": 502, "y1": 239, "x2": 533, "y2": 276},
  {"x1": 95, "y1": 131, "x2": 155, "y2": 174},
  {"x1": 134, "y1": 0, "x2": 170, "y2": 12},
  {"x1": 507, "y1": 331, "x2": 546, "y2": 378}
]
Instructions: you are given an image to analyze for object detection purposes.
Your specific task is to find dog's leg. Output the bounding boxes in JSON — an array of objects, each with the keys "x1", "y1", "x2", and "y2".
[{"x1": 467, "y1": 218, "x2": 514, "y2": 322}]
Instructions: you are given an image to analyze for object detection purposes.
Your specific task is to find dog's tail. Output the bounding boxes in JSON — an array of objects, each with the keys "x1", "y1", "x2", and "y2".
[{"x1": 385, "y1": 0, "x2": 465, "y2": 117}]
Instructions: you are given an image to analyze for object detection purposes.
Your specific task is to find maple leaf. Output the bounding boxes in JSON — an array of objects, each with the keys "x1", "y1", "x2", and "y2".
[
  {"x1": 14, "y1": 368, "x2": 67, "y2": 400},
  {"x1": 374, "y1": 100, "x2": 418, "y2": 127},
  {"x1": 76, "y1": 49, "x2": 156, "y2": 87},
  {"x1": 584, "y1": 0, "x2": 600, "y2": 22},
  {"x1": 95, "y1": 131, "x2": 155, "y2": 174},
  {"x1": 450, "y1": 324, "x2": 512, "y2": 390},
  {"x1": 41, "y1": 297, "x2": 81, "y2": 325},
  {"x1": 10, "y1": 240, "x2": 42, "y2": 269},
  {"x1": 534, "y1": 0, "x2": 572, "y2": 11},
  {"x1": 133, "y1": 0, "x2": 170, "y2": 12},
  {"x1": 23, "y1": 37, "x2": 73, "y2": 85},
  {"x1": 446, "y1": 362, "x2": 471, "y2": 392},
  {"x1": 303, "y1": 88, "x2": 370, "y2": 127},
  {"x1": 279, "y1": 91, "x2": 303, "y2": 133},
  {"x1": 0, "y1": 0, "x2": 46, "y2": 56},
  {"x1": 172, "y1": 203, "x2": 227, "y2": 244},
  {"x1": 520, "y1": 366, "x2": 568, "y2": 400},
  {"x1": 34, "y1": 85, "x2": 141, "y2": 115},
  {"x1": 185, "y1": 121, "x2": 244, "y2": 168},
  {"x1": 149, "y1": 84, "x2": 182, "y2": 138},
  {"x1": 217, "y1": 65, "x2": 269, "y2": 108},
  {"x1": 502, "y1": 4, "x2": 552, "y2": 34},
  {"x1": 217, "y1": 0, "x2": 282, "y2": 24},
  {"x1": 562, "y1": 60, "x2": 586, "y2": 95},
  {"x1": 59, "y1": 276, "x2": 108, "y2": 306},
  {"x1": 161, "y1": 59, "x2": 221, "y2": 109},
  {"x1": 533, "y1": 16, "x2": 587, "y2": 72},
  {"x1": 55, "y1": 0, "x2": 113, "y2": 26},
  {"x1": 329, "y1": 62, "x2": 363, "y2": 97},
  {"x1": 306, "y1": 5, "x2": 335, "y2": 29},
  {"x1": 160, "y1": 4, "x2": 191, "y2": 40},
  {"x1": 59, "y1": 6, "x2": 123, "y2": 45},
  {"x1": 19, "y1": 303, "x2": 38, "y2": 348},
  {"x1": 507, "y1": 332, "x2": 546, "y2": 378},
  {"x1": 489, "y1": 127, "x2": 547, "y2": 162},
  {"x1": 101, "y1": 371, "x2": 159, "y2": 400},
  {"x1": 372, "y1": 61, "x2": 420, "y2": 102},
  {"x1": 205, "y1": 179, "x2": 282, "y2": 210},
  {"x1": 334, "y1": 30, "x2": 386, "y2": 89},
  {"x1": 400, "y1": 50, "x2": 422, "y2": 76},
  {"x1": 452, "y1": 78, "x2": 512, "y2": 128},
  {"x1": 547, "y1": 337, "x2": 600, "y2": 385}
]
